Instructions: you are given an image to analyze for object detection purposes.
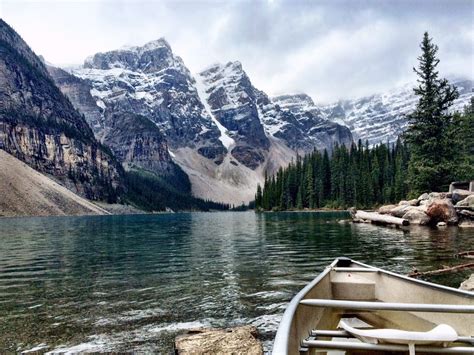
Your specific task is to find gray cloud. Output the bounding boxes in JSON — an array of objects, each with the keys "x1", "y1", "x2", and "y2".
[{"x1": 1, "y1": 0, "x2": 472, "y2": 103}]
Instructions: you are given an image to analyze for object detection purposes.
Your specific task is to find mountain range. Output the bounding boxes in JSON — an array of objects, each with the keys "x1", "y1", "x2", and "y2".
[
  {"x1": 47, "y1": 38, "x2": 357, "y2": 204},
  {"x1": 1, "y1": 19, "x2": 472, "y2": 210}
]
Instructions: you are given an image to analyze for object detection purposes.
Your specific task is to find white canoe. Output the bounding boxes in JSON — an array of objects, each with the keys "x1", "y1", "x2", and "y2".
[{"x1": 273, "y1": 257, "x2": 474, "y2": 354}]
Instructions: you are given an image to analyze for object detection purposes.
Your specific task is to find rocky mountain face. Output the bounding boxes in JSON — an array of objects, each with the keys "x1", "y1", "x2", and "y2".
[
  {"x1": 48, "y1": 65, "x2": 178, "y2": 177},
  {"x1": 197, "y1": 62, "x2": 353, "y2": 167},
  {"x1": 0, "y1": 19, "x2": 122, "y2": 201},
  {"x1": 271, "y1": 93, "x2": 353, "y2": 151},
  {"x1": 320, "y1": 79, "x2": 473, "y2": 145},
  {"x1": 197, "y1": 62, "x2": 269, "y2": 169},
  {"x1": 70, "y1": 39, "x2": 226, "y2": 164},
  {"x1": 51, "y1": 41, "x2": 354, "y2": 204}
]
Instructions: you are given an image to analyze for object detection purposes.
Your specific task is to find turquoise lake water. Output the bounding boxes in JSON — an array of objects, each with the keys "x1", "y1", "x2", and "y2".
[{"x1": 0, "y1": 211, "x2": 473, "y2": 353}]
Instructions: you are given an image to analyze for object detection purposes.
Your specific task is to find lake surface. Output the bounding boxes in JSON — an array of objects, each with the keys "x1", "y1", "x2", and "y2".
[{"x1": 1, "y1": 212, "x2": 473, "y2": 353}]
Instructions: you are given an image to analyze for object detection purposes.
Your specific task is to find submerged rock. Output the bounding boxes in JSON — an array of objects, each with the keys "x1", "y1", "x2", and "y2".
[
  {"x1": 459, "y1": 219, "x2": 474, "y2": 228},
  {"x1": 175, "y1": 325, "x2": 263, "y2": 355}
]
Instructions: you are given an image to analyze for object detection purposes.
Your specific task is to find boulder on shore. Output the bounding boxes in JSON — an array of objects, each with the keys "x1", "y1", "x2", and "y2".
[
  {"x1": 354, "y1": 189, "x2": 474, "y2": 227},
  {"x1": 378, "y1": 204, "x2": 397, "y2": 214},
  {"x1": 390, "y1": 204, "x2": 413, "y2": 218},
  {"x1": 451, "y1": 189, "x2": 474, "y2": 204},
  {"x1": 174, "y1": 326, "x2": 263, "y2": 355},
  {"x1": 399, "y1": 199, "x2": 419, "y2": 206},
  {"x1": 456, "y1": 195, "x2": 474, "y2": 208},
  {"x1": 418, "y1": 193, "x2": 429, "y2": 202},
  {"x1": 402, "y1": 208, "x2": 430, "y2": 225},
  {"x1": 426, "y1": 198, "x2": 458, "y2": 225}
]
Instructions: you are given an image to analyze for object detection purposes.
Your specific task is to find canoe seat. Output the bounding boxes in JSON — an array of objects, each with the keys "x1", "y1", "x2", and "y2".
[
  {"x1": 340, "y1": 319, "x2": 458, "y2": 345},
  {"x1": 340, "y1": 320, "x2": 458, "y2": 355},
  {"x1": 331, "y1": 272, "x2": 376, "y2": 300}
]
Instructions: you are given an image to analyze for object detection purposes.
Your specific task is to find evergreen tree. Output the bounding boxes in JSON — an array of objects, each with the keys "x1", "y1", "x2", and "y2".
[
  {"x1": 449, "y1": 98, "x2": 474, "y2": 180},
  {"x1": 255, "y1": 184, "x2": 263, "y2": 209},
  {"x1": 296, "y1": 186, "x2": 303, "y2": 210},
  {"x1": 305, "y1": 161, "x2": 315, "y2": 208},
  {"x1": 405, "y1": 32, "x2": 459, "y2": 195}
]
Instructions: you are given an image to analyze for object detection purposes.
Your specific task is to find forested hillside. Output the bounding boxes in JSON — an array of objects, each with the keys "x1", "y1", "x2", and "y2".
[{"x1": 255, "y1": 140, "x2": 410, "y2": 210}]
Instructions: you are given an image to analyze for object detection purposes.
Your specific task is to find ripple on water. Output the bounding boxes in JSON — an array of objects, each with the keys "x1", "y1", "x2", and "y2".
[{"x1": 0, "y1": 212, "x2": 472, "y2": 353}]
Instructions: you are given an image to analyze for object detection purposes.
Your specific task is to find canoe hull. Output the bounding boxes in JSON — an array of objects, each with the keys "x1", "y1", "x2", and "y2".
[{"x1": 273, "y1": 258, "x2": 474, "y2": 355}]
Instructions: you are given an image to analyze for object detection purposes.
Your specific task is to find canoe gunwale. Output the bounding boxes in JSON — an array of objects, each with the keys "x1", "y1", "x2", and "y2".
[
  {"x1": 351, "y1": 259, "x2": 474, "y2": 299},
  {"x1": 272, "y1": 258, "x2": 337, "y2": 354},
  {"x1": 272, "y1": 257, "x2": 474, "y2": 355}
]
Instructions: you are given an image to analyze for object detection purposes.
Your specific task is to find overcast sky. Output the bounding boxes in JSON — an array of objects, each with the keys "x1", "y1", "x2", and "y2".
[{"x1": 1, "y1": 0, "x2": 472, "y2": 103}]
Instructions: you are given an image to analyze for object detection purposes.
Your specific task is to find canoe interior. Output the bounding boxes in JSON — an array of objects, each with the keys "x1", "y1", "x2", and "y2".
[{"x1": 276, "y1": 258, "x2": 474, "y2": 355}]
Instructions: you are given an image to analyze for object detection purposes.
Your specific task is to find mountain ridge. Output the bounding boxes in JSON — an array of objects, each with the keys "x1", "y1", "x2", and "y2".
[
  {"x1": 49, "y1": 35, "x2": 472, "y2": 204},
  {"x1": 53, "y1": 39, "x2": 353, "y2": 204}
]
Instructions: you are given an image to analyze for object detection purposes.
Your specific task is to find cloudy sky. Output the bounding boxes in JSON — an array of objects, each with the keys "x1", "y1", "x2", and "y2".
[{"x1": 1, "y1": 0, "x2": 472, "y2": 103}]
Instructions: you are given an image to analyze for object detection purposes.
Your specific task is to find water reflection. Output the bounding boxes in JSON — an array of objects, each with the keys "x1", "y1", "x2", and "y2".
[{"x1": 0, "y1": 212, "x2": 472, "y2": 352}]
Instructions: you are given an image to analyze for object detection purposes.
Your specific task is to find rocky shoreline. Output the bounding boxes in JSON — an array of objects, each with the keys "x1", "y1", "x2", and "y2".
[{"x1": 352, "y1": 189, "x2": 474, "y2": 227}]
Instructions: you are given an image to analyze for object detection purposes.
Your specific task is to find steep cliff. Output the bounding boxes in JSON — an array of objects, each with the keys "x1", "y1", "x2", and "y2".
[
  {"x1": 197, "y1": 62, "x2": 270, "y2": 169},
  {"x1": 48, "y1": 65, "x2": 179, "y2": 178},
  {"x1": 0, "y1": 19, "x2": 122, "y2": 201}
]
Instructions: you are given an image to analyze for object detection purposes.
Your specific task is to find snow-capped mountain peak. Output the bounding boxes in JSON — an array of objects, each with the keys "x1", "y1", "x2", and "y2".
[
  {"x1": 83, "y1": 37, "x2": 187, "y2": 74},
  {"x1": 272, "y1": 93, "x2": 316, "y2": 112},
  {"x1": 71, "y1": 38, "x2": 226, "y2": 161},
  {"x1": 53, "y1": 38, "x2": 355, "y2": 204},
  {"x1": 320, "y1": 78, "x2": 473, "y2": 145}
]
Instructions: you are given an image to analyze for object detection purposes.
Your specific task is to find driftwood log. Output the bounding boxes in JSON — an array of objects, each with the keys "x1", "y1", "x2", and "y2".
[
  {"x1": 408, "y1": 262, "x2": 474, "y2": 278},
  {"x1": 456, "y1": 251, "x2": 474, "y2": 259},
  {"x1": 352, "y1": 210, "x2": 409, "y2": 226}
]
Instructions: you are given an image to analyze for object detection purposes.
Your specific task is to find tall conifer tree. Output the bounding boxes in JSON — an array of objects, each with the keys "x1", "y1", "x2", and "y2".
[{"x1": 405, "y1": 32, "x2": 459, "y2": 194}]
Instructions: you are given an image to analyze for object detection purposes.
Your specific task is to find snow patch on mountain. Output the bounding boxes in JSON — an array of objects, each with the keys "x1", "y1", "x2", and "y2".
[{"x1": 194, "y1": 75, "x2": 235, "y2": 150}]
